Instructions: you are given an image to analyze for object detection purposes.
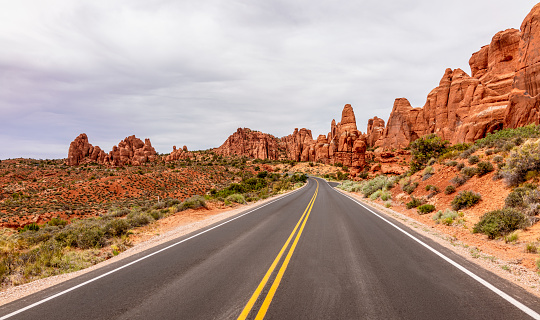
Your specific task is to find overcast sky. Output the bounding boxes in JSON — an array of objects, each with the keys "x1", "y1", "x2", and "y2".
[{"x1": 0, "y1": 0, "x2": 535, "y2": 159}]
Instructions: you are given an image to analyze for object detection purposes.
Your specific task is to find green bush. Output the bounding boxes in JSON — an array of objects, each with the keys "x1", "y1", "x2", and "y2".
[
  {"x1": 48, "y1": 218, "x2": 67, "y2": 227},
  {"x1": 445, "y1": 160, "x2": 458, "y2": 167},
  {"x1": 456, "y1": 162, "x2": 465, "y2": 171},
  {"x1": 460, "y1": 166, "x2": 477, "y2": 177},
  {"x1": 445, "y1": 185, "x2": 456, "y2": 195},
  {"x1": 473, "y1": 208, "x2": 528, "y2": 239},
  {"x1": 380, "y1": 190, "x2": 392, "y2": 201},
  {"x1": 422, "y1": 166, "x2": 434, "y2": 180},
  {"x1": 501, "y1": 139, "x2": 540, "y2": 186},
  {"x1": 226, "y1": 193, "x2": 246, "y2": 204},
  {"x1": 360, "y1": 175, "x2": 395, "y2": 198},
  {"x1": 468, "y1": 155, "x2": 480, "y2": 165},
  {"x1": 493, "y1": 155, "x2": 503, "y2": 163},
  {"x1": 369, "y1": 190, "x2": 382, "y2": 200},
  {"x1": 432, "y1": 209, "x2": 459, "y2": 225},
  {"x1": 409, "y1": 134, "x2": 449, "y2": 173},
  {"x1": 417, "y1": 204, "x2": 436, "y2": 214},
  {"x1": 450, "y1": 175, "x2": 469, "y2": 187},
  {"x1": 451, "y1": 191, "x2": 481, "y2": 210},
  {"x1": 19, "y1": 223, "x2": 40, "y2": 233},
  {"x1": 406, "y1": 196, "x2": 424, "y2": 209},
  {"x1": 476, "y1": 161, "x2": 494, "y2": 176},
  {"x1": 425, "y1": 185, "x2": 439, "y2": 192},
  {"x1": 402, "y1": 181, "x2": 419, "y2": 195},
  {"x1": 475, "y1": 124, "x2": 540, "y2": 148},
  {"x1": 177, "y1": 195, "x2": 207, "y2": 211}
]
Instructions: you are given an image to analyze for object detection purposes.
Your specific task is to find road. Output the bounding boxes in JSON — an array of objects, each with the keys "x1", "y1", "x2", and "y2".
[{"x1": 2, "y1": 177, "x2": 540, "y2": 319}]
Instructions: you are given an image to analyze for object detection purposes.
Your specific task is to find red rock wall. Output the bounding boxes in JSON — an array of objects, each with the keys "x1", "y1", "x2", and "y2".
[{"x1": 374, "y1": 3, "x2": 540, "y2": 149}]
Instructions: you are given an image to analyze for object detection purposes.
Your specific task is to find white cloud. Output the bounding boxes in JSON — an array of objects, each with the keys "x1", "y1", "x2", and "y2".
[{"x1": 0, "y1": 0, "x2": 534, "y2": 158}]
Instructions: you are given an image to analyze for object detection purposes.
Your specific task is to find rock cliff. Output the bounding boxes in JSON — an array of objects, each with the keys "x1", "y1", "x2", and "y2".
[
  {"x1": 214, "y1": 128, "x2": 283, "y2": 160},
  {"x1": 372, "y1": 4, "x2": 540, "y2": 149}
]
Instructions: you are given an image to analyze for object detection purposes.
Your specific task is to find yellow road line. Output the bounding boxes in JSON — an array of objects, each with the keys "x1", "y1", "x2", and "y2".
[
  {"x1": 254, "y1": 184, "x2": 317, "y2": 319},
  {"x1": 237, "y1": 180, "x2": 319, "y2": 320}
]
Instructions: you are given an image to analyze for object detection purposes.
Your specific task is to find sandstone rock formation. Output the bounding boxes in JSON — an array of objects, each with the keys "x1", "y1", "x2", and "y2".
[
  {"x1": 215, "y1": 104, "x2": 370, "y2": 175},
  {"x1": 373, "y1": 3, "x2": 540, "y2": 149},
  {"x1": 214, "y1": 128, "x2": 283, "y2": 160},
  {"x1": 504, "y1": 3, "x2": 540, "y2": 128},
  {"x1": 67, "y1": 134, "x2": 158, "y2": 166},
  {"x1": 165, "y1": 145, "x2": 192, "y2": 162},
  {"x1": 366, "y1": 117, "x2": 385, "y2": 147}
]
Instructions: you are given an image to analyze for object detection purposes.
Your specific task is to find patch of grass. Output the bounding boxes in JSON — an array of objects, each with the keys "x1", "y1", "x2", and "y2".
[
  {"x1": 451, "y1": 191, "x2": 481, "y2": 210},
  {"x1": 525, "y1": 243, "x2": 538, "y2": 254},
  {"x1": 473, "y1": 208, "x2": 528, "y2": 239},
  {"x1": 504, "y1": 231, "x2": 519, "y2": 243}
]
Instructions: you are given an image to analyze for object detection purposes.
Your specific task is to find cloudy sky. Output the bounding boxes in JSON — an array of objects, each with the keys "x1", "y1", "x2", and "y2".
[{"x1": 0, "y1": 0, "x2": 535, "y2": 159}]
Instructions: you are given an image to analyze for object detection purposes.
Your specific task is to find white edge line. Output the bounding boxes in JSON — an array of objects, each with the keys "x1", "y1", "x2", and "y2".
[
  {"x1": 0, "y1": 182, "x2": 309, "y2": 320},
  {"x1": 332, "y1": 186, "x2": 540, "y2": 320}
]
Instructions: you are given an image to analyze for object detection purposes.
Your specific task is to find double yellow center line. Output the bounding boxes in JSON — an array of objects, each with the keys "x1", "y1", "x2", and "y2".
[{"x1": 237, "y1": 180, "x2": 319, "y2": 320}]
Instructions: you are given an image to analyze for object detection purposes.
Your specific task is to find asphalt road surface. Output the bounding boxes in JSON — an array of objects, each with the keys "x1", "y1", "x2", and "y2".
[{"x1": 2, "y1": 177, "x2": 540, "y2": 319}]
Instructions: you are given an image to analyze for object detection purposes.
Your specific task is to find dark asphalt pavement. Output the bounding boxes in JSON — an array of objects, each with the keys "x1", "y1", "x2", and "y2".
[{"x1": 2, "y1": 177, "x2": 540, "y2": 319}]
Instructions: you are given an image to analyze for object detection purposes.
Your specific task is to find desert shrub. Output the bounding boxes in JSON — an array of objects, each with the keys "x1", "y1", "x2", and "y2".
[
  {"x1": 505, "y1": 185, "x2": 535, "y2": 209},
  {"x1": 417, "y1": 204, "x2": 436, "y2": 214},
  {"x1": 456, "y1": 162, "x2": 465, "y2": 171},
  {"x1": 493, "y1": 155, "x2": 503, "y2": 163},
  {"x1": 19, "y1": 223, "x2": 39, "y2": 233},
  {"x1": 104, "y1": 218, "x2": 131, "y2": 237},
  {"x1": 357, "y1": 171, "x2": 369, "y2": 179},
  {"x1": 422, "y1": 166, "x2": 434, "y2": 180},
  {"x1": 445, "y1": 160, "x2": 458, "y2": 167},
  {"x1": 406, "y1": 196, "x2": 424, "y2": 209},
  {"x1": 48, "y1": 218, "x2": 67, "y2": 227},
  {"x1": 451, "y1": 190, "x2": 481, "y2": 210},
  {"x1": 460, "y1": 166, "x2": 477, "y2": 177},
  {"x1": 425, "y1": 185, "x2": 438, "y2": 192},
  {"x1": 409, "y1": 134, "x2": 449, "y2": 173},
  {"x1": 427, "y1": 158, "x2": 436, "y2": 166},
  {"x1": 127, "y1": 211, "x2": 154, "y2": 227},
  {"x1": 257, "y1": 171, "x2": 268, "y2": 178},
  {"x1": 451, "y1": 174, "x2": 469, "y2": 187},
  {"x1": 361, "y1": 175, "x2": 395, "y2": 198},
  {"x1": 402, "y1": 182, "x2": 419, "y2": 194},
  {"x1": 445, "y1": 185, "x2": 456, "y2": 195},
  {"x1": 473, "y1": 208, "x2": 528, "y2": 239},
  {"x1": 177, "y1": 195, "x2": 207, "y2": 211},
  {"x1": 76, "y1": 225, "x2": 106, "y2": 249},
  {"x1": 380, "y1": 190, "x2": 392, "y2": 201},
  {"x1": 485, "y1": 149, "x2": 494, "y2": 156},
  {"x1": 432, "y1": 208, "x2": 460, "y2": 225},
  {"x1": 339, "y1": 181, "x2": 363, "y2": 192},
  {"x1": 493, "y1": 170, "x2": 504, "y2": 181},
  {"x1": 504, "y1": 231, "x2": 519, "y2": 243},
  {"x1": 459, "y1": 146, "x2": 478, "y2": 159},
  {"x1": 226, "y1": 194, "x2": 246, "y2": 204},
  {"x1": 468, "y1": 155, "x2": 480, "y2": 165},
  {"x1": 526, "y1": 243, "x2": 538, "y2": 254},
  {"x1": 475, "y1": 124, "x2": 540, "y2": 148},
  {"x1": 370, "y1": 190, "x2": 382, "y2": 200},
  {"x1": 501, "y1": 139, "x2": 540, "y2": 186},
  {"x1": 476, "y1": 161, "x2": 494, "y2": 177}
]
